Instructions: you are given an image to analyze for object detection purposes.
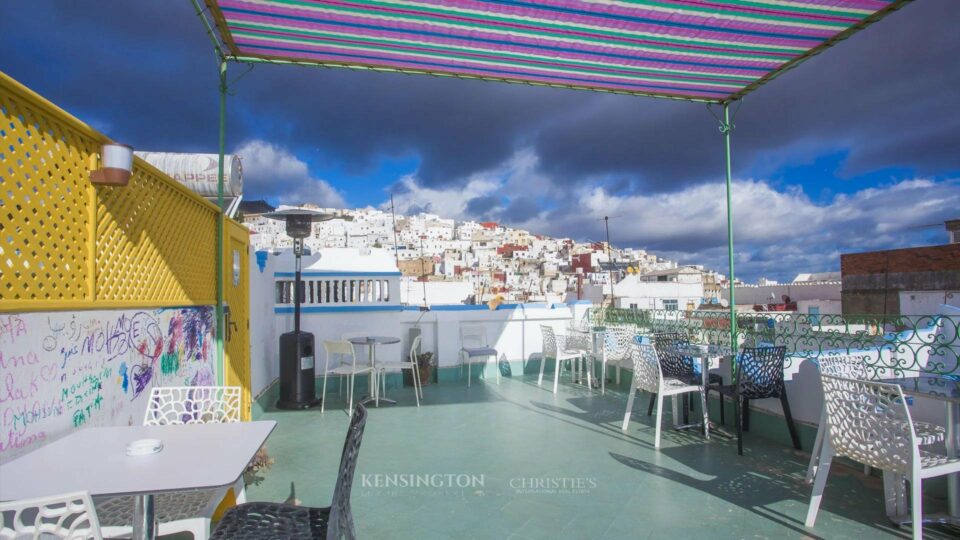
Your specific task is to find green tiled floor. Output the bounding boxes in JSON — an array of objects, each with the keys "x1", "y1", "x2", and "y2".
[{"x1": 247, "y1": 375, "x2": 959, "y2": 539}]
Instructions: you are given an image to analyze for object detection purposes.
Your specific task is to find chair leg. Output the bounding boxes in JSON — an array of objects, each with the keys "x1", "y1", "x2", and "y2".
[
  {"x1": 718, "y1": 392, "x2": 725, "y2": 425},
  {"x1": 883, "y1": 471, "x2": 907, "y2": 518},
  {"x1": 347, "y1": 373, "x2": 354, "y2": 412},
  {"x1": 682, "y1": 394, "x2": 689, "y2": 425},
  {"x1": 538, "y1": 354, "x2": 546, "y2": 386},
  {"x1": 468, "y1": 359, "x2": 472, "y2": 388},
  {"x1": 577, "y1": 354, "x2": 593, "y2": 389},
  {"x1": 321, "y1": 374, "x2": 329, "y2": 414},
  {"x1": 742, "y1": 398, "x2": 750, "y2": 432},
  {"x1": 622, "y1": 381, "x2": 637, "y2": 431},
  {"x1": 647, "y1": 393, "x2": 656, "y2": 416},
  {"x1": 601, "y1": 357, "x2": 606, "y2": 395},
  {"x1": 671, "y1": 395, "x2": 679, "y2": 427},
  {"x1": 699, "y1": 390, "x2": 709, "y2": 440},
  {"x1": 804, "y1": 441, "x2": 835, "y2": 527},
  {"x1": 553, "y1": 358, "x2": 560, "y2": 394},
  {"x1": 780, "y1": 393, "x2": 802, "y2": 450},
  {"x1": 413, "y1": 367, "x2": 420, "y2": 407},
  {"x1": 806, "y1": 409, "x2": 827, "y2": 484},
  {"x1": 910, "y1": 475, "x2": 923, "y2": 540},
  {"x1": 734, "y1": 395, "x2": 743, "y2": 456},
  {"x1": 654, "y1": 392, "x2": 665, "y2": 449}
]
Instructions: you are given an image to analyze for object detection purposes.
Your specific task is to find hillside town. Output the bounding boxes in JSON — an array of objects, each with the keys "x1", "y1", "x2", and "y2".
[{"x1": 240, "y1": 201, "x2": 715, "y2": 306}]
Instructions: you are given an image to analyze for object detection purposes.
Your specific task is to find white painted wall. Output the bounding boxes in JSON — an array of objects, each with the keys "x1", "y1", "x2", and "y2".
[
  {"x1": 796, "y1": 299, "x2": 842, "y2": 316},
  {"x1": 723, "y1": 282, "x2": 840, "y2": 305},
  {"x1": 613, "y1": 277, "x2": 703, "y2": 310},
  {"x1": 398, "y1": 303, "x2": 588, "y2": 369},
  {"x1": 0, "y1": 307, "x2": 217, "y2": 464},
  {"x1": 899, "y1": 290, "x2": 960, "y2": 316}
]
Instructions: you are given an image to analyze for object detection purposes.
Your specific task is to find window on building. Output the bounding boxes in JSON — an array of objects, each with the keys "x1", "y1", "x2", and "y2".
[
  {"x1": 629, "y1": 303, "x2": 638, "y2": 310},
  {"x1": 663, "y1": 299, "x2": 678, "y2": 311},
  {"x1": 657, "y1": 275, "x2": 668, "y2": 282}
]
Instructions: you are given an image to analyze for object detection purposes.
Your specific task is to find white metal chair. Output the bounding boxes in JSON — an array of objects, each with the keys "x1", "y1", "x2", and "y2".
[
  {"x1": 375, "y1": 335, "x2": 423, "y2": 406},
  {"x1": 459, "y1": 325, "x2": 500, "y2": 387},
  {"x1": 97, "y1": 386, "x2": 243, "y2": 540},
  {"x1": 1, "y1": 491, "x2": 103, "y2": 539},
  {"x1": 322, "y1": 340, "x2": 377, "y2": 412},
  {"x1": 622, "y1": 342, "x2": 707, "y2": 449},
  {"x1": 806, "y1": 355, "x2": 945, "y2": 484},
  {"x1": 599, "y1": 324, "x2": 634, "y2": 393},
  {"x1": 537, "y1": 325, "x2": 590, "y2": 394},
  {"x1": 805, "y1": 374, "x2": 960, "y2": 539}
]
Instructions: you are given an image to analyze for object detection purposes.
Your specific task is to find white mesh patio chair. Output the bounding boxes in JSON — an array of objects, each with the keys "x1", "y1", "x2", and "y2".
[
  {"x1": 806, "y1": 355, "x2": 945, "y2": 484},
  {"x1": 1, "y1": 491, "x2": 103, "y2": 539},
  {"x1": 375, "y1": 335, "x2": 423, "y2": 406},
  {"x1": 805, "y1": 374, "x2": 960, "y2": 539},
  {"x1": 599, "y1": 325, "x2": 634, "y2": 393},
  {"x1": 97, "y1": 386, "x2": 243, "y2": 540},
  {"x1": 322, "y1": 340, "x2": 377, "y2": 413},
  {"x1": 459, "y1": 325, "x2": 500, "y2": 387},
  {"x1": 622, "y1": 342, "x2": 708, "y2": 449},
  {"x1": 537, "y1": 325, "x2": 591, "y2": 394}
]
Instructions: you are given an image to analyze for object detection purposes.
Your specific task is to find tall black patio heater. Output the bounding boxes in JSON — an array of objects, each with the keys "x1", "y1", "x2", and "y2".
[{"x1": 266, "y1": 208, "x2": 352, "y2": 410}]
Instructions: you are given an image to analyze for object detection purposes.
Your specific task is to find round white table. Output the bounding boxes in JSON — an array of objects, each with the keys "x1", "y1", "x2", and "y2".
[{"x1": 348, "y1": 336, "x2": 401, "y2": 406}]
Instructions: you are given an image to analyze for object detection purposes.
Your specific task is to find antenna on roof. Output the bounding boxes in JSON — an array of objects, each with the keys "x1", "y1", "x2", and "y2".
[
  {"x1": 389, "y1": 193, "x2": 400, "y2": 266},
  {"x1": 597, "y1": 215, "x2": 622, "y2": 306}
]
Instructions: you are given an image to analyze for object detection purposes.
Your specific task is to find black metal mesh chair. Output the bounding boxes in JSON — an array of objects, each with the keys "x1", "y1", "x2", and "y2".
[
  {"x1": 712, "y1": 346, "x2": 800, "y2": 455},
  {"x1": 211, "y1": 404, "x2": 368, "y2": 540}
]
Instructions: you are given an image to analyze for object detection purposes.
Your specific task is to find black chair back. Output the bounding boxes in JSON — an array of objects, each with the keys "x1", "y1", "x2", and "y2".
[
  {"x1": 328, "y1": 404, "x2": 368, "y2": 540},
  {"x1": 735, "y1": 346, "x2": 787, "y2": 399},
  {"x1": 653, "y1": 332, "x2": 694, "y2": 380}
]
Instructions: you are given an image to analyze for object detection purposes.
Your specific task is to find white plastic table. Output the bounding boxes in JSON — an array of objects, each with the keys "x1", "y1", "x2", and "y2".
[
  {"x1": 348, "y1": 335, "x2": 401, "y2": 406},
  {"x1": 0, "y1": 421, "x2": 276, "y2": 540}
]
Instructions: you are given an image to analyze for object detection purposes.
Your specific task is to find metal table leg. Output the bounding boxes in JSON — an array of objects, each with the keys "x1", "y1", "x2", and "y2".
[{"x1": 133, "y1": 493, "x2": 156, "y2": 540}]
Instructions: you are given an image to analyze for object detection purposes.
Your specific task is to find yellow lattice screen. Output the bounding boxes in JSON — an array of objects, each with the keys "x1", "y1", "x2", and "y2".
[
  {"x1": 1, "y1": 76, "x2": 95, "y2": 304},
  {"x1": 0, "y1": 71, "x2": 233, "y2": 312}
]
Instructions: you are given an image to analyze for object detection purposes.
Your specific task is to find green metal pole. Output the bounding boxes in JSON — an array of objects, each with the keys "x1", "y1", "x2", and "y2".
[
  {"x1": 216, "y1": 59, "x2": 227, "y2": 385},
  {"x1": 722, "y1": 103, "x2": 738, "y2": 352}
]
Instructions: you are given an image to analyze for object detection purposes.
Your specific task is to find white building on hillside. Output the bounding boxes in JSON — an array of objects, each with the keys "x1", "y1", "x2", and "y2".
[{"x1": 613, "y1": 274, "x2": 704, "y2": 311}]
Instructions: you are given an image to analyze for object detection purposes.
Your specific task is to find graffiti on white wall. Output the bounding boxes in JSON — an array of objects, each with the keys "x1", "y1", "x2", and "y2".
[{"x1": 0, "y1": 306, "x2": 216, "y2": 463}]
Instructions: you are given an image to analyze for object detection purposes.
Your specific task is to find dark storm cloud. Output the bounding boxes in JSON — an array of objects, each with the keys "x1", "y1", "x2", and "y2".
[
  {"x1": 533, "y1": 0, "x2": 960, "y2": 189},
  {"x1": 3, "y1": 1, "x2": 956, "y2": 192},
  {"x1": 464, "y1": 195, "x2": 500, "y2": 218}
]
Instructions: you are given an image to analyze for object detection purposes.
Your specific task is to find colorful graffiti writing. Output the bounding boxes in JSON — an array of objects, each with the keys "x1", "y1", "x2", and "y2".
[{"x1": 0, "y1": 307, "x2": 216, "y2": 463}]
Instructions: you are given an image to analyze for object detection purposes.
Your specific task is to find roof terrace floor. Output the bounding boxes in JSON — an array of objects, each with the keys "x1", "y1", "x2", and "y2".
[{"x1": 247, "y1": 373, "x2": 960, "y2": 539}]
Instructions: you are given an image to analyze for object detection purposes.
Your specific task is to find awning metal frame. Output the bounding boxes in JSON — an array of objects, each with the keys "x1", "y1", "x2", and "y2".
[{"x1": 190, "y1": 0, "x2": 913, "y2": 367}]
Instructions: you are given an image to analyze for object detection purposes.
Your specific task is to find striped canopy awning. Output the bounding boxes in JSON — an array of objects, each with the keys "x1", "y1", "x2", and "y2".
[{"x1": 205, "y1": 0, "x2": 910, "y2": 103}]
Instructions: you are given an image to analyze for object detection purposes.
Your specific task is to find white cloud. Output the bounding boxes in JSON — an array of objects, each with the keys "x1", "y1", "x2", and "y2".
[
  {"x1": 381, "y1": 147, "x2": 960, "y2": 281},
  {"x1": 234, "y1": 140, "x2": 345, "y2": 207}
]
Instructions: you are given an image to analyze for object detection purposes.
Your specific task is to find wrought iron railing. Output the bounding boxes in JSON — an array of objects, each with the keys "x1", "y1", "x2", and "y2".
[{"x1": 590, "y1": 307, "x2": 960, "y2": 376}]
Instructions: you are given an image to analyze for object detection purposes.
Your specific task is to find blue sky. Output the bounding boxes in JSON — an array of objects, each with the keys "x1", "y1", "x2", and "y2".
[{"x1": 2, "y1": 1, "x2": 958, "y2": 282}]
